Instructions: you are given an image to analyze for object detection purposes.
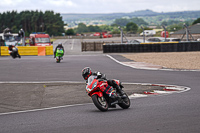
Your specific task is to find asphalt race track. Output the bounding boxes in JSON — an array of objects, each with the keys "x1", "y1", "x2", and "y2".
[{"x1": 0, "y1": 39, "x2": 200, "y2": 133}]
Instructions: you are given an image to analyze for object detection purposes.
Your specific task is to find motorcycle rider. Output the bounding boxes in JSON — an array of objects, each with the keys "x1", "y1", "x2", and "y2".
[
  {"x1": 54, "y1": 42, "x2": 65, "y2": 58},
  {"x1": 8, "y1": 44, "x2": 21, "y2": 58},
  {"x1": 82, "y1": 67, "x2": 125, "y2": 98}
]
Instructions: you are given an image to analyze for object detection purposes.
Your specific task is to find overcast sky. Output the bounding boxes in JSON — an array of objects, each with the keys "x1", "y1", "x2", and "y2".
[{"x1": 0, "y1": 0, "x2": 200, "y2": 14}]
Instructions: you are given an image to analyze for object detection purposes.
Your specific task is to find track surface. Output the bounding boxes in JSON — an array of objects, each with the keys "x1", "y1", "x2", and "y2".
[{"x1": 0, "y1": 39, "x2": 199, "y2": 133}]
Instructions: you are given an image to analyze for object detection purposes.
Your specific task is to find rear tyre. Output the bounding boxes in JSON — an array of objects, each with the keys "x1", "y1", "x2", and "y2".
[
  {"x1": 118, "y1": 93, "x2": 130, "y2": 109},
  {"x1": 92, "y1": 94, "x2": 108, "y2": 112}
]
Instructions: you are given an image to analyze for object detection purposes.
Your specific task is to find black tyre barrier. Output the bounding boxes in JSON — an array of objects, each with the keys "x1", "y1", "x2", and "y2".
[{"x1": 103, "y1": 42, "x2": 200, "y2": 53}]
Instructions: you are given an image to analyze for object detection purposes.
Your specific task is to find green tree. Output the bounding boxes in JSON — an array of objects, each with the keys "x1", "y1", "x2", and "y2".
[
  {"x1": 129, "y1": 18, "x2": 148, "y2": 26},
  {"x1": 88, "y1": 25, "x2": 101, "y2": 32},
  {"x1": 0, "y1": 10, "x2": 64, "y2": 36},
  {"x1": 126, "y1": 22, "x2": 138, "y2": 33},
  {"x1": 113, "y1": 18, "x2": 130, "y2": 26},
  {"x1": 76, "y1": 23, "x2": 88, "y2": 33},
  {"x1": 111, "y1": 27, "x2": 120, "y2": 34},
  {"x1": 113, "y1": 17, "x2": 148, "y2": 27},
  {"x1": 192, "y1": 18, "x2": 200, "y2": 25},
  {"x1": 167, "y1": 24, "x2": 183, "y2": 32},
  {"x1": 161, "y1": 21, "x2": 168, "y2": 26},
  {"x1": 65, "y1": 29, "x2": 75, "y2": 35}
]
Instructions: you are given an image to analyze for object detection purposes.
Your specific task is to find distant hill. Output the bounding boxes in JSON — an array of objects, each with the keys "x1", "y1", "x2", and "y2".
[
  {"x1": 61, "y1": 9, "x2": 159, "y2": 21},
  {"x1": 61, "y1": 9, "x2": 200, "y2": 26}
]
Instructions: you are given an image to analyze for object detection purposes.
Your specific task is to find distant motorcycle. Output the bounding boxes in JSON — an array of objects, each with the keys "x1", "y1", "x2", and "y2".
[
  {"x1": 55, "y1": 48, "x2": 64, "y2": 63},
  {"x1": 9, "y1": 45, "x2": 21, "y2": 59},
  {"x1": 85, "y1": 75, "x2": 130, "y2": 111}
]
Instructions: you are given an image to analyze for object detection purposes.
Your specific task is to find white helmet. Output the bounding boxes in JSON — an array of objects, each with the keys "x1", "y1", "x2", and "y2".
[{"x1": 58, "y1": 42, "x2": 62, "y2": 46}]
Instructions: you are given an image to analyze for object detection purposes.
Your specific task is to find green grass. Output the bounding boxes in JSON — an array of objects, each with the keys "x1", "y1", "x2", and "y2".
[{"x1": 51, "y1": 39, "x2": 57, "y2": 42}]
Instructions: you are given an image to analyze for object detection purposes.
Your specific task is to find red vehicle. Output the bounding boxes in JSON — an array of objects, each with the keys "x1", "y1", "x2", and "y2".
[
  {"x1": 93, "y1": 32, "x2": 112, "y2": 38},
  {"x1": 93, "y1": 32, "x2": 101, "y2": 36},
  {"x1": 29, "y1": 32, "x2": 52, "y2": 46},
  {"x1": 161, "y1": 31, "x2": 169, "y2": 38},
  {"x1": 103, "y1": 34, "x2": 112, "y2": 38},
  {"x1": 85, "y1": 75, "x2": 130, "y2": 111}
]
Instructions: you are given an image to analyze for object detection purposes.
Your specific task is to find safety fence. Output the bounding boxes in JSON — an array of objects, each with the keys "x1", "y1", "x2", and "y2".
[
  {"x1": 0, "y1": 46, "x2": 53, "y2": 56},
  {"x1": 103, "y1": 42, "x2": 200, "y2": 53}
]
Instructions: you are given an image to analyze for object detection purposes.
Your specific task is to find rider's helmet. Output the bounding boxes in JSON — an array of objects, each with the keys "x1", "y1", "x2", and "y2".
[
  {"x1": 82, "y1": 67, "x2": 92, "y2": 80},
  {"x1": 58, "y1": 42, "x2": 62, "y2": 46}
]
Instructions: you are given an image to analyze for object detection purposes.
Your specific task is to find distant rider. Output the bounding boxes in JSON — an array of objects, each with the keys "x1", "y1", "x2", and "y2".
[
  {"x1": 8, "y1": 45, "x2": 21, "y2": 58},
  {"x1": 81, "y1": 67, "x2": 125, "y2": 97},
  {"x1": 54, "y1": 42, "x2": 65, "y2": 58}
]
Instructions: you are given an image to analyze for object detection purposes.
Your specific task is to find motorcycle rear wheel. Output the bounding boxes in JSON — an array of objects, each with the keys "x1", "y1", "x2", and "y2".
[
  {"x1": 118, "y1": 93, "x2": 130, "y2": 109},
  {"x1": 92, "y1": 94, "x2": 108, "y2": 112}
]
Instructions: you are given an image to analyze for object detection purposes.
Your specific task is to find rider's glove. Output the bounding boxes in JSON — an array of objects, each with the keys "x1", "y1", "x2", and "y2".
[{"x1": 97, "y1": 72, "x2": 101, "y2": 76}]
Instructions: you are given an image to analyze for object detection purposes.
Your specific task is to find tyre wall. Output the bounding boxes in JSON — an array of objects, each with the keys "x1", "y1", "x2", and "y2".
[{"x1": 103, "y1": 42, "x2": 200, "y2": 53}]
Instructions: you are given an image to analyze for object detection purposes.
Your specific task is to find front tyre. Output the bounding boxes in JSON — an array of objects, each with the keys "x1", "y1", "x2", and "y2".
[
  {"x1": 92, "y1": 94, "x2": 108, "y2": 112},
  {"x1": 118, "y1": 93, "x2": 130, "y2": 109},
  {"x1": 56, "y1": 56, "x2": 60, "y2": 63}
]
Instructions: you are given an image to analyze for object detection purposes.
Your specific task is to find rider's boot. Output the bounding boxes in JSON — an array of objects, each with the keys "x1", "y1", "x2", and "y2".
[
  {"x1": 18, "y1": 54, "x2": 21, "y2": 58},
  {"x1": 117, "y1": 86, "x2": 126, "y2": 99},
  {"x1": 113, "y1": 81, "x2": 126, "y2": 98}
]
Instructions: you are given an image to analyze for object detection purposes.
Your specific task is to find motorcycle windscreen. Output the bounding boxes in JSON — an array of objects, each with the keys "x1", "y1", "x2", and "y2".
[
  {"x1": 56, "y1": 49, "x2": 63, "y2": 53},
  {"x1": 86, "y1": 75, "x2": 97, "y2": 92}
]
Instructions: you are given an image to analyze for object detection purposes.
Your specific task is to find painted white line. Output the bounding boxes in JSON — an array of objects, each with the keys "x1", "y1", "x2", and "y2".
[
  {"x1": 71, "y1": 39, "x2": 74, "y2": 50},
  {"x1": 106, "y1": 54, "x2": 200, "y2": 72},
  {"x1": 153, "y1": 90, "x2": 173, "y2": 94},
  {"x1": 129, "y1": 93, "x2": 148, "y2": 98},
  {"x1": 0, "y1": 103, "x2": 92, "y2": 116},
  {"x1": 165, "y1": 86, "x2": 185, "y2": 91},
  {"x1": 106, "y1": 54, "x2": 160, "y2": 70}
]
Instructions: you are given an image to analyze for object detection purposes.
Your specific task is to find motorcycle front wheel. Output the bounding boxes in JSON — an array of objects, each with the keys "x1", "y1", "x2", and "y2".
[
  {"x1": 56, "y1": 56, "x2": 61, "y2": 63},
  {"x1": 118, "y1": 93, "x2": 130, "y2": 109},
  {"x1": 92, "y1": 94, "x2": 108, "y2": 112}
]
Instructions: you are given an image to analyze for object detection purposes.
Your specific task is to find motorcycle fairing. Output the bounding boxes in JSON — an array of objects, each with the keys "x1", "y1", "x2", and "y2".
[
  {"x1": 103, "y1": 85, "x2": 115, "y2": 97},
  {"x1": 91, "y1": 91, "x2": 103, "y2": 97}
]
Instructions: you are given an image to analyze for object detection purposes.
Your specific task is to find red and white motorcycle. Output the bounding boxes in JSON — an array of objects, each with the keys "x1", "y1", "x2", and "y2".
[{"x1": 85, "y1": 75, "x2": 130, "y2": 111}]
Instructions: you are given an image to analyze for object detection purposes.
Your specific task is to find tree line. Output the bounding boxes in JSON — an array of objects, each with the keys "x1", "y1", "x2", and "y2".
[{"x1": 0, "y1": 10, "x2": 64, "y2": 36}]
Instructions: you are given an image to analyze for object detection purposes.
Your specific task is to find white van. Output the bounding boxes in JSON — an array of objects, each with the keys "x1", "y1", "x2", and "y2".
[
  {"x1": 0, "y1": 33, "x2": 16, "y2": 46},
  {"x1": 140, "y1": 30, "x2": 156, "y2": 37}
]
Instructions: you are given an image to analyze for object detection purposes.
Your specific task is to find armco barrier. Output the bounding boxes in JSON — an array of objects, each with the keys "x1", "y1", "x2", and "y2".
[
  {"x1": 0, "y1": 46, "x2": 53, "y2": 56},
  {"x1": 46, "y1": 46, "x2": 54, "y2": 55},
  {"x1": 18, "y1": 46, "x2": 38, "y2": 55},
  {"x1": 38, "y1": 46, "x2": 46, "y2": 56},
  {"x1": 0, "y1": 46, "x2": 9, "y2": 56},
  {"x1": 103, "y1": 42, "x2": 200, "y2": 53}
]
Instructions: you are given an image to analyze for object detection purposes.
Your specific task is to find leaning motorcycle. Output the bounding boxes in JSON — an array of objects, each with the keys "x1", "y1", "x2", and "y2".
[
  {"x1": 85, "y1": 75, "x2": 130, "y2": 111},
  {"x1": 9, "y1": 46, "x2": 21, "y2": 59},
  {"x1": 55, "y1": 48, "x2": 64, "y2": 63}
]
